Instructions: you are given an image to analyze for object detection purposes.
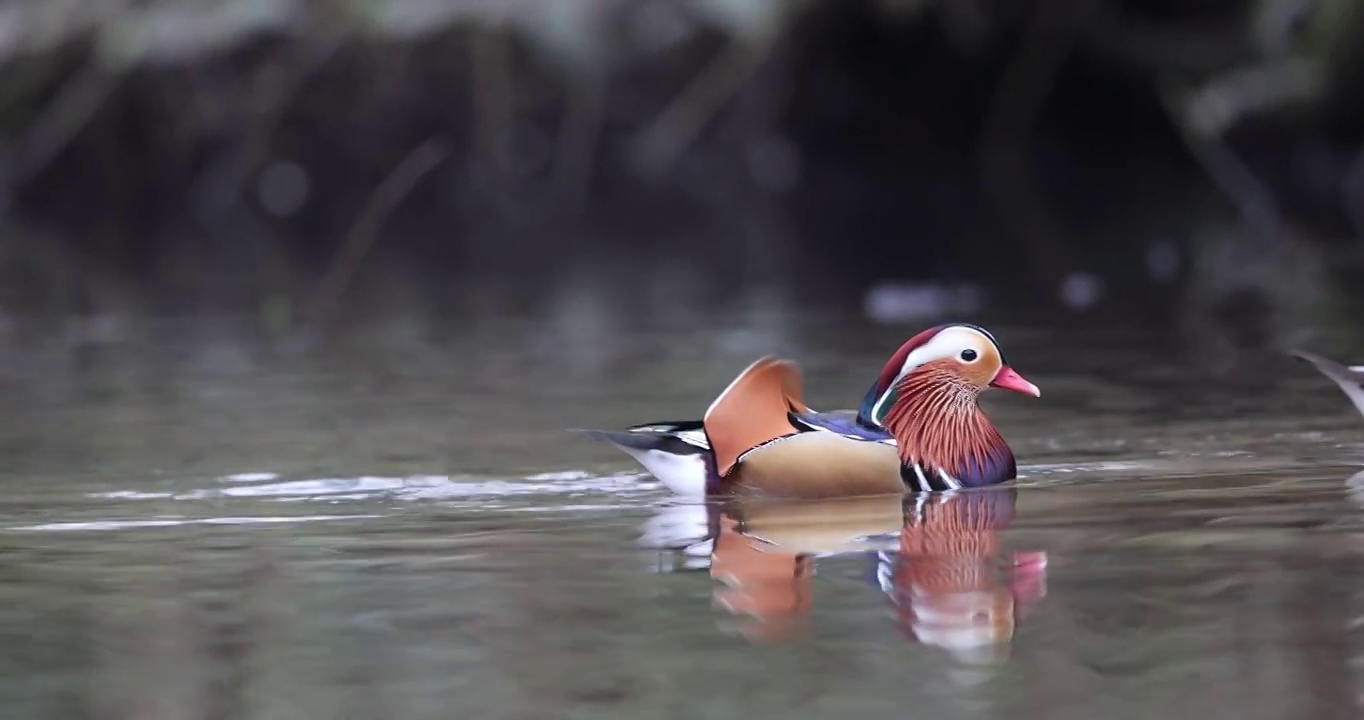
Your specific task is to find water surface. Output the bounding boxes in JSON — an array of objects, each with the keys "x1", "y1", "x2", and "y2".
[{"x1": 2, "y1": 316, "x2": 1364, "y2": 719}]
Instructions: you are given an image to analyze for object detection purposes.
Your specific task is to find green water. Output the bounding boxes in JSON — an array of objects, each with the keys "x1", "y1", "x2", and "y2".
[{"x1": 2, "y1": 315, "x2": 1364, "y2": 719}]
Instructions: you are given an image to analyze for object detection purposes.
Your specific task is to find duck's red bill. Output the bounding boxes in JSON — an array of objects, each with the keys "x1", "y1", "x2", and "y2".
[{"x1": 991, "y1": 366, "x2": 1041, "y2": 397}]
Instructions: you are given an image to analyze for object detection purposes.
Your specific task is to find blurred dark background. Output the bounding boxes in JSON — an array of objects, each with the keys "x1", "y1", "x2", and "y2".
[{"x1": 1, "y1": 0, "x2": 1363, "y2": 350}]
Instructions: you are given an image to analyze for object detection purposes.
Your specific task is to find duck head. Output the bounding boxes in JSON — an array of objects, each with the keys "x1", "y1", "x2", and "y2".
[{"x1": 857, "y1": 324, "x2": 1039, "y2": 489}]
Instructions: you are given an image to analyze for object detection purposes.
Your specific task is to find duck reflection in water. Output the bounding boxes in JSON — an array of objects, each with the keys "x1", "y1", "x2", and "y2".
[{"x1": 642, "y1": 486, "x2": 1047, "y2": 660}]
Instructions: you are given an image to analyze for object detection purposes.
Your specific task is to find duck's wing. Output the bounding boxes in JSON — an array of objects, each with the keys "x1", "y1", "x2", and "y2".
[
  {"x1": 1293, "y1": 350, "x2": 1364, "y2": 418},
  {"x1": 790, "y1": 410, "x2": 896, "y2": 443},
  {"x1": 704, "y1": 356, "x2": 810, "y2": 477}
]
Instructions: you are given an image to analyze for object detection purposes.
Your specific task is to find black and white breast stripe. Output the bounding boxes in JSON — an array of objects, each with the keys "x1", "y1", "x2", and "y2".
[{"x1": 900, "y1": 463, "x2": 966, "y2": 492}]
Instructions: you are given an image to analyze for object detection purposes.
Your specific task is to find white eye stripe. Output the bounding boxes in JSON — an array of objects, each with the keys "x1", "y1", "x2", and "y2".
[
  {"x1": 898, "y1": 327, "x2": 993, "y2": 374},
  {"x1": 870, "y1": 326, "x2": 997, "y2": 423}
]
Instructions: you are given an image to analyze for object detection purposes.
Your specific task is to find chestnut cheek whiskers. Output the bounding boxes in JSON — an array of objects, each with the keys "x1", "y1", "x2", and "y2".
[{"x1": 880, "y1": 366, "x2": 1017, "y2": 488}]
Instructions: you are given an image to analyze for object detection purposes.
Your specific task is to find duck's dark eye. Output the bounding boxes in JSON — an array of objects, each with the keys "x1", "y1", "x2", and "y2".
[{"x1": 960, "y1": 349, "x2": 978, "y2": 362}]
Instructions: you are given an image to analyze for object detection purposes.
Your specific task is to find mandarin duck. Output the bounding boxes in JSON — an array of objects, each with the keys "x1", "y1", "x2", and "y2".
[
  {"x1": 1293, "y1": 350, "x2": 1364, "y2": 418},
  {"x1": 582, "y1": 323, "x2": 1040, "y2": 499}
]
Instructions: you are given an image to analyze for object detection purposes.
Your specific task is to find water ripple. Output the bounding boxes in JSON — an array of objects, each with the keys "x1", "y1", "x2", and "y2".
[
  {"x1": 89, "y1": 470, "x2": 661, "y2": 505},
  {"x1": 12, "y1": 514, "x2": 383, "y2": 532}
]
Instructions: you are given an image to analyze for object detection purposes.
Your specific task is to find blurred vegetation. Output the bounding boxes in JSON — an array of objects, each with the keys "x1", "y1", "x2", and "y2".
[{"x1": 0, "y1": 0, "x2": 1360, "y2": 340}]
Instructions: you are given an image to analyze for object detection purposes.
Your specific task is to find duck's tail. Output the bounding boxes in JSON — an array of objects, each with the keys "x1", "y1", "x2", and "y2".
[{"x1": 573, "y1": 421, "x2": 716, "y2": 496}]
